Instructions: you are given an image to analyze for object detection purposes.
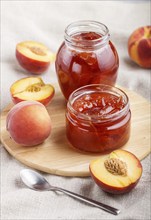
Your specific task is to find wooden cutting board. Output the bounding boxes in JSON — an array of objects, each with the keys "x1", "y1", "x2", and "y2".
[{"x1": 1, "y1": 87, "x2": 150, "y2": 177}]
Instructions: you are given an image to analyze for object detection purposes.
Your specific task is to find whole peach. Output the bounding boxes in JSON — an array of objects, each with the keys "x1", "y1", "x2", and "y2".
[
  {"x1": 6, "y1": 101, "x2": 52, "y2": 146},
  {"x1": 128, "y1": 26, "x2": 151, "y2": 68}
]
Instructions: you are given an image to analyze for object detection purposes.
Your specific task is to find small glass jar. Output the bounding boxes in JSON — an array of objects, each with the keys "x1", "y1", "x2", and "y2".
[
  {"x1": 66, "y1": 84, "x2": 131, "y2": 153},
  {"x1": 55, "y1": 20, "x2": 119, "y2": 100}
]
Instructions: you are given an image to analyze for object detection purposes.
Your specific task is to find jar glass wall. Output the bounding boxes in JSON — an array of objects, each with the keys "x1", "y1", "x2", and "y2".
[
  {"x1": 66, "y1": 84, "x2": 131, "y2": 153},
  {"x1": 55, "y1": 20, "x2": 119, "y2": 100}
]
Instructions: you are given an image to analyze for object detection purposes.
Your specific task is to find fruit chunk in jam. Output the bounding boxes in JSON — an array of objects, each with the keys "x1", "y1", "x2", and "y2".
[
  {"x1": 66, "y1": 90, "x2": 131, "y2": 153},
  {"x1": 73, "y1": 93, "x2": 126, "y2": 117},
  {"x1": 56, "y1": 31, "x2": 119, "y2": 100}
]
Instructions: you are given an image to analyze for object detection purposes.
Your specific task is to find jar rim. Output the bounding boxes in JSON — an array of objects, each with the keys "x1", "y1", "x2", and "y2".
[
  {"x1": 64, "y1": 20, "x2": 110, "y2": 49},
  {"x1": 67, "y1": 84, "x2": 130, "y2": 122}
]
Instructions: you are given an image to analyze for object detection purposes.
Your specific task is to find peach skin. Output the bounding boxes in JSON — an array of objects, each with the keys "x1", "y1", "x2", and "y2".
[
  {"x1": 6, "y1": 101, "x2": 52, "y2": 146},
  {"x1": 128, "y1": 26, "x2": 151, "y2": 68}
]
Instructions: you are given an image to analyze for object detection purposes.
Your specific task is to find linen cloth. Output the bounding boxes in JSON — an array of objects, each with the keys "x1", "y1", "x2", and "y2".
[{"x1": 1, "y1": 1, "x2": 151, "y2": 220}]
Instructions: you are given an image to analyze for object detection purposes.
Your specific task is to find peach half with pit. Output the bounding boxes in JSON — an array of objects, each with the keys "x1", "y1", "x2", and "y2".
[
  {"x1": 6, "y1": 101, "x2": 52, "y2": 146},
  {"x1": 128, "y1": 26, "x2": 151, "y2": 68},
  {"x1": 10, "y1": 77, "x2": 55, "y2": 106},
  {"x1": 16, "y1": 41, "x2": 55, "y2": 74},
  {"x1": 90, "y1": 150, "x2": 142, "y2": 194}
]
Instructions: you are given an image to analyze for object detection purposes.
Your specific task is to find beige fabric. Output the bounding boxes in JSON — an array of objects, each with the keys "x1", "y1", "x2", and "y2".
[{"x1": 1, "y1": 1, "x2": 151, "y2": 219}]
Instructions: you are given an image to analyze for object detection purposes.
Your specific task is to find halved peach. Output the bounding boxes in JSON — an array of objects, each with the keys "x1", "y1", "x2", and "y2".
[
  {"x1": 16, "y1": 41, "x2": 55, "y2": 74},
  {"x1": 90, "y1": 150, "x2": 142, "y2": 194},
  {"x1": 10, "y1": 77, "x2": 55, "y2": 106}
]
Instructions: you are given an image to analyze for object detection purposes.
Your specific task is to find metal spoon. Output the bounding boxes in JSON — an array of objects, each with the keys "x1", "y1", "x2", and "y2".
[{"x1": 20, "y1": 169, "x2": 120, "y2": 215}]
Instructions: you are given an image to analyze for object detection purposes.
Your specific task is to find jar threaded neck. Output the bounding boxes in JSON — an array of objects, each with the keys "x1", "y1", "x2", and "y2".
[{"x1": 64, "y1": 20, "x2": 110, "y2": 50}]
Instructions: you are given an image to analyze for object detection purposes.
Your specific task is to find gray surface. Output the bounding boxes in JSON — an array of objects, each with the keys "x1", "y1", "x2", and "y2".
[{"x1": 1, "y1": 1, "x2": 151, "y2": 220}]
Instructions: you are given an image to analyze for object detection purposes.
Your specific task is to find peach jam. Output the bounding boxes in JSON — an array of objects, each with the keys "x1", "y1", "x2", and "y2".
[
  {"x1": 66, "y1": 84, "x2": 131, "y2": 153},
  {"x1": 55, "y1": 20, "x2": 119, "y2": 100}
]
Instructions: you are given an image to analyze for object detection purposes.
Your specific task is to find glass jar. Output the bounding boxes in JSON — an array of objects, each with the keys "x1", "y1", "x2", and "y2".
[
  {"x1": 55, "y1": 20, "x2": 119, "y2": 100},
  {"x1": 66, "y1": 84, "x2": 131, "y2": 153}
]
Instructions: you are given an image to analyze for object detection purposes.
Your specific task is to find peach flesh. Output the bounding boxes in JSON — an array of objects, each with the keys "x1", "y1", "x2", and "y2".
[
  {"x1": 6, "y1": 101, "x2": 52, "y2": 146},
  {"x1": 10, "y1": 77, "x2": 55, "y2": 106},
  {"x1": 89, "y1": 150, "x2": 143, "y2": 194}
]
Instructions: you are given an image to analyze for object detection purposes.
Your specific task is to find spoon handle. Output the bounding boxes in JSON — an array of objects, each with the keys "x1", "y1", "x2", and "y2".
[{"x1": 53, "y1": 187, "x2": 120, "y2": 215}]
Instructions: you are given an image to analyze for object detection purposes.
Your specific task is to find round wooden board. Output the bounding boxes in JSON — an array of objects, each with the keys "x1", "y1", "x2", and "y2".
[{"x1": 1, "y1": 87, "x2": 151, "y2": 177}]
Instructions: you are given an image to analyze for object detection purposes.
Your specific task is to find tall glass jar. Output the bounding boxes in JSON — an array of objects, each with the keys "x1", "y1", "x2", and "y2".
[{"x1": 55, "y1": 20, "x2": 119, "y2": 100}]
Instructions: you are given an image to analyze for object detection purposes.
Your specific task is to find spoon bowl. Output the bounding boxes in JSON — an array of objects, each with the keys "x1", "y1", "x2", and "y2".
[
  {"x1": 20, "y1": 169, "x2": 120, "y2": 215},
  {"x1": 20, "y1": 169, "x2": 51, "y2": 191}
]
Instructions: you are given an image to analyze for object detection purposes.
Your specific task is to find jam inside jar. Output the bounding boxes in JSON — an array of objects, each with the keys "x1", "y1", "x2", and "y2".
[
  {"x1": 55, "y1": 20, "x2": 119, "y2": 100},
  {"x1": 66, "y1": 84, "x2": 131, "y2": 153}
]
